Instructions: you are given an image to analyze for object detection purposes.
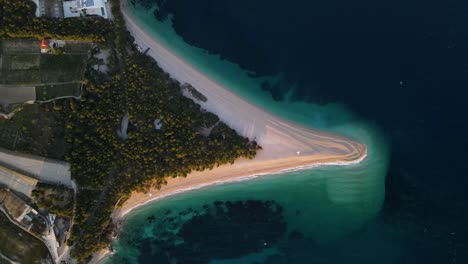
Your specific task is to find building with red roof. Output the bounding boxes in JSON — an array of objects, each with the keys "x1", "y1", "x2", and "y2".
[{"x1": 40, "y1": 39, "x2": 50, "y2": 53}]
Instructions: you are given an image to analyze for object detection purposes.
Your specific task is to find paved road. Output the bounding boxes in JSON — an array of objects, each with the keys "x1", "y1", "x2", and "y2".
[
  {"x1": 0, "y1": 165, "x2": 37, "y2": 197},
  {"x1": 0, "y1": 148, "x2": 72, "y2": 187},
  {"x1": 0, "y1": 85, "x2": 36, "y2": 105}
]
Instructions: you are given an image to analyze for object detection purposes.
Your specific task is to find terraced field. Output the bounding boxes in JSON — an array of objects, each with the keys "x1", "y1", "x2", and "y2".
[
  {"x1": 0, "y1": 39, "x2": 91, "y2": 105},
  {"x1": 0, "y1": 52, "x2": 87, "y2": 85}
]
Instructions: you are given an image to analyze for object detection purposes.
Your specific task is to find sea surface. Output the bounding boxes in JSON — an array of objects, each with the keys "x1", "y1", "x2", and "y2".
[{"x1": 107, "y1": 0, "x2": 468, "y2": 263}]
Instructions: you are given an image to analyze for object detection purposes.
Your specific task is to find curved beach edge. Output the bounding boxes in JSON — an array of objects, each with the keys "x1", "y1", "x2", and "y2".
[
  {"x1": 90, "y1": 150, "x2": 367, "y2": 264},
  {"x1": 89, "y1": 2, "x2": 369, "y2": 263},
  {"x1": 118, "y1": 150, "x2": 368, "y2": 219},
  {"x1": 117, "y1": 0, "x2": 368, "y2": 217}
]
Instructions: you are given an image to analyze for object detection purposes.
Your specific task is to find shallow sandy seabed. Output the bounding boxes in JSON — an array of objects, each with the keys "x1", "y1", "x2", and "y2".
[
  {"x1": 116, "y1": 2, "x2": 367, "y2": 219},
  {"x1": 88, "y1": 3, "x2": 372, "y2": 264}
]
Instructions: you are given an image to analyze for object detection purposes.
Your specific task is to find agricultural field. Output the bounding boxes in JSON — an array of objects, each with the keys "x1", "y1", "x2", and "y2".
[
  {"x1": 0, "y1": 54, "x2": 41, "y2": 84},
  {"x1": 0, "y1": 213, "x2": 51, "y2": 264},
  {"x1": 0, "y1": 104, "x2": 67, "y2": 159},
  {"x1": 0, "y1": 39, "x2": 87, "y2": 158},
  {"x1": 0, "y1": 53, "x2": 88, "y2": 85},
  {"x1": 39, "y1": 54, "x2": 88, "y2": 83},
  {"x1": 0, "y1": 39, "x2": 38, "y2": 54},
  {"x1": 0, "y1": 38, "x2": 90, "y2": 89}
]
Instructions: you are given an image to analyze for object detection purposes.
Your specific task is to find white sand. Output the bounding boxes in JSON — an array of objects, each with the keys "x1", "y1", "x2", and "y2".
[
  {"x1": 89, "y1": 4, "x2": 369, "y2": 263},
  {"x1": 117, "y1": 3, "x2": 367, "y2": 218}
]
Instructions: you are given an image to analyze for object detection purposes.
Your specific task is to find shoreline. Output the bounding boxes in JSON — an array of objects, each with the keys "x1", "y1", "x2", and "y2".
[
  {"x1": 119, "y1": 151, "x2": 367, "y2": 218},
  {"x1": 92, "y1": 2, "x2": 368, "y2": 263},
  {"x1": 118, "y1": 1, "x2": 367, "y2": 218},
  {"x1": 94, "y1": 151, "x2": 367, "y2": 264}
]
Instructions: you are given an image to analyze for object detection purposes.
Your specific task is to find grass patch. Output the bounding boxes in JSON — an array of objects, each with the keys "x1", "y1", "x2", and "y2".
[
  {"x1": 0, "y1": 39, "x2": 89, "y2": 85},
  {"x1": 0, "y1": 54, "x2": 87, "y2": 85},
  {"x1": 36, "y1": 83, "x2": 81, "y2": 101},
  {"x1": 0, "y1": 212, "x2": 51, "y2": 264},
  {"x1": 1, "y1": 55, "x2": 41, "y2": 84},
  {"x1": 1, "y1": 39, "x2": 38, "y2": 54},
  {"x1": 63, "y1": 41, "x2": 93, "y2": 54},
  {"x1": 0, "y1": 104, "x2": 67, "y2": 159},
  {"x1": 40, "y1": 54, "x2": 87, "y2": 83},
  {"x1": 10, "y1": 55, "x2": 40, "y2": 70},
  {"x1": 0, "y1": 126, "x2": 19, "y2": 150},
  {"x1": 3, "y1": 69, "x2": 41, "y2": 84},
  {"x1": 0, "y1": 54, "x2": 87, "y2": 84}
]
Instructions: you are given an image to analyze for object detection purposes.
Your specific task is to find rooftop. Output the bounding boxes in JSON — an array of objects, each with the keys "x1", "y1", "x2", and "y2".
[
  {"x1": 63, "y1": 0, "x2": 108, "y2": 19},
  {"x1": 80, "y1": 0, "x2": 95, "y2": 8}
]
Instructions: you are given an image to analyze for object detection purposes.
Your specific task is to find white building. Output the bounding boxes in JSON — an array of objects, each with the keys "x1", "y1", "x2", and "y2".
[
  {"x1": 154, "y1": 119, "x2": 163, "y2": 130},
  {"x1": 31, "y1": 0, "x2": 42, "y2": 17},
  {"x1": 63, "y1": 0, "x2": 108, "y2": 19}
]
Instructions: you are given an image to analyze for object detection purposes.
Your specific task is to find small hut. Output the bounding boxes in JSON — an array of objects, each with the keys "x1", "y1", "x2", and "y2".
[
  {"x1": 154, "y1": 119, "x2": 162, "y2": 130},
  {"x1": 40, "y1": 39, "x2": 50, "y2": 53}
]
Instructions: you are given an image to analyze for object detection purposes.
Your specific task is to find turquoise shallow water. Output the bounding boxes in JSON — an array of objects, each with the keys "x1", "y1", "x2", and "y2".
[{"x1": 106, "y1": 2, "x2": 390, "y2": 263}]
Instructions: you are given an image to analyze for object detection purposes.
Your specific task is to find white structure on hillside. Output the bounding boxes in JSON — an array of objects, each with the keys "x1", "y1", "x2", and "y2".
[
  {"x1": 31, "y1": 0, "x2": 42, "y2": 17},
  {"x1": 63, "y1": 0, "x2": 109, "y2": 19},
  {"x1": 154, "y1": 119, "x2": 163, "y2": 130}
]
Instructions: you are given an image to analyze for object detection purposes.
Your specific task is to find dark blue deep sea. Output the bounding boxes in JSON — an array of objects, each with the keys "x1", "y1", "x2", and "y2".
[{"x1": 110, "y1": 0, "x2": 468, "y2": 263}]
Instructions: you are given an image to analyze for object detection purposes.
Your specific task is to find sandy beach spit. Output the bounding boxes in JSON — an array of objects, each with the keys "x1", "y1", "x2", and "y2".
[
  {"x1": 88, "y1": 3, "x2": 368, "y2": 263},
  {"x1": 116, "y1": 2, "x2": 367, "y2": 219}
]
